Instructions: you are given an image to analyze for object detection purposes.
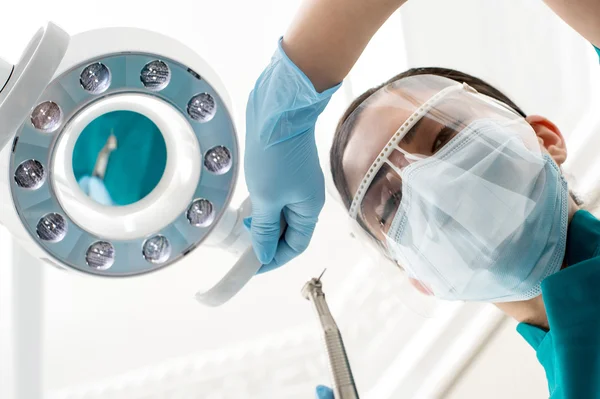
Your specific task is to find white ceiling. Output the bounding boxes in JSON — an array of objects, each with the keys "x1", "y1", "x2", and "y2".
[{"x1": 1, "y1": 0, "x2": 598, "y2": 396}]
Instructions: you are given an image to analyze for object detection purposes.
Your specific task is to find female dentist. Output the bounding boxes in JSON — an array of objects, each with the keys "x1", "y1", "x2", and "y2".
[{"x1": 243, "y1": 0, "x2": 600, "y2": 398}]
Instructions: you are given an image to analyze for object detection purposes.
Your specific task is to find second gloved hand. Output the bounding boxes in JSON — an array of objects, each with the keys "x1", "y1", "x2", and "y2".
[
  {"x1": 315, "y1": 385, "x2": 334, "y2": 399},
  {"x1": 245, "y1": 39, "x2": 340, "y2": 272}
]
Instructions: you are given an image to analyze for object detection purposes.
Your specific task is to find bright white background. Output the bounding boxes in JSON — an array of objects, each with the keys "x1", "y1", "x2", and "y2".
[{"x1": 0, "y1": 0, "x2": 599, "y2": 398}]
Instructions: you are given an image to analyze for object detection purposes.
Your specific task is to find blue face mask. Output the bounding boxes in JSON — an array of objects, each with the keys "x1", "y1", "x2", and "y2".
[{"x1": 385, "y1": 119, "x2": 569, "y2": 302}]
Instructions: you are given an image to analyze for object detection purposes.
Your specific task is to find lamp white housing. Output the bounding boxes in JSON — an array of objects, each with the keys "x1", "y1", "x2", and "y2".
[{"x1": 0, "y1": 23, "x2": 262, "y2": 307}]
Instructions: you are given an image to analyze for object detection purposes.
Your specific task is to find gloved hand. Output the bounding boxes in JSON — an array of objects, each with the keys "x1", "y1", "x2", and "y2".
[
  {"x1": 315, "y1": 385, "x2": 334, "y2": 399},
  {"x1": 78, "y1": 176, "x2": 114, "y2": 206},
  {"x1": 245, "y1": 39, "x2": 341, "y2": 272}
]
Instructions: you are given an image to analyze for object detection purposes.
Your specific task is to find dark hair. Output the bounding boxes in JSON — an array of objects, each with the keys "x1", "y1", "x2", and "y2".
[{"x1": 330, "y1": 67, "x2": 527, "y2": 208}]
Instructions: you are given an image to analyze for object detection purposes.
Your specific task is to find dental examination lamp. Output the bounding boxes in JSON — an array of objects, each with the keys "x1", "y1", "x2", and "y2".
[{"x1": 0, "y1": 22, "x2": 261, "y2": 306}]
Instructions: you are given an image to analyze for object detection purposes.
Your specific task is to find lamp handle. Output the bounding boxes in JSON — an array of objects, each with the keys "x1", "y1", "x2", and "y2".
[{"x1": 195, "y1": 197, "x2": 286, "y2": 307}]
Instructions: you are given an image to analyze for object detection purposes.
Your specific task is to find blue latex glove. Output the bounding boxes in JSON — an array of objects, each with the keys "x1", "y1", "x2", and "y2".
[
  {"x1": 244, "y1": 38, "x2": 341, "y2": 272},
  {"x1": 315, "y1": 385, "x2": 334, "y2": 399},
  {"x1": 78, "y1": 176, "x2": 114, "y2": 206}
]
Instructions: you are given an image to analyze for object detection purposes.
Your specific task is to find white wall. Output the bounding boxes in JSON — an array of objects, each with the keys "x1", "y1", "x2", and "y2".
[
  {"x1": 0, "y1": 226, "x2": 14, "y2": 399},
  {"x1": 446, "y1": 319, "x2": 548, "y2": 399}
]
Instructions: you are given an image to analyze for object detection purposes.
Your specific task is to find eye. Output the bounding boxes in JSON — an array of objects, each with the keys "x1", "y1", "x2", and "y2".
[
  {"x1": 374, "y1": 203, "x2": 385, "y2": 226},
  {"x1": 432, "y1": 125, "x2": 457, "y2": 153},
  {"x1": 377, "y1": 189, "x2": 402, "y2": 227}
]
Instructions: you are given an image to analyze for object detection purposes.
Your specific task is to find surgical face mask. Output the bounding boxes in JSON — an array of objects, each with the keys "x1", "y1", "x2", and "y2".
[
  {"x1": 345, "y1": 76, "x2": 569, "y2": 302},
  {"x1": 386, "y1": 119, "x2": 568, "y2": 302}
]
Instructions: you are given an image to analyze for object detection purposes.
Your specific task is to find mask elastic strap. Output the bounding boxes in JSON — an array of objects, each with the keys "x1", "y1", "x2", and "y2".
[
  {"x1": 349, "y1": 84, "x2": 467, "y2": 219},
  {"x1": 394, "y1": 144, "x2": 426, "y2": 162},
  {"x1": 386, "y1": 159, "x2": 403, "y2": 176}
]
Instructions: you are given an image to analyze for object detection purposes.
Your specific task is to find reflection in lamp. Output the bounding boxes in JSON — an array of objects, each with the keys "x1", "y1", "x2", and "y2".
[
  {"x1": 73, "y1": 111, "x2": 167, "y2": 207},
  {"x1": 78, "y1": 176, "x2": 114, "y2": 206},
  {"x1": 77, "y1": 131, "x2": 117, "y2": 206},
  {"x1": 93, "y1": 130, "x2": 117, "y2": 180}
]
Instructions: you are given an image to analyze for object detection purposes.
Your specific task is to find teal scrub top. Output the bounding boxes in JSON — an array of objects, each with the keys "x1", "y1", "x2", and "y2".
[{"x1": 517, "y1": 210, "x2": 600, "y2": 398}]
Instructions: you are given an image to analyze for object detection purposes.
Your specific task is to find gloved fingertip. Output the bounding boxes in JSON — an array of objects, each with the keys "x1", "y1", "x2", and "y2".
[
  {"x1": 243, "y1": 217, "x2": 252, "y2": 232},
  {"x1": 315, "y1": 385, "x2": 328, "y2": 393},
  {"x1": 315, "y1": 385, "x2": 334, "y2": 399},
  {"x1": 248, "y1": 214, "x2": 281, "y2": 264},
  {"x1": 259, "y1": 248, "x2": 276, "y2": 265},
  {"x1": 256, "y1": 240, "x2": 298, "y2": 275},
  {"x1": 250, "y1": 240, "x2": 276, "y2": 265},
  {"x1": 256, "y1": 262, "x2": 282, "y2": 274},
  {"x1": 244, "y1": 218, "x2": 270, "y2": 263},
  {"x1": 250, "y1": 227, "x2": 278, "y2": 264}
]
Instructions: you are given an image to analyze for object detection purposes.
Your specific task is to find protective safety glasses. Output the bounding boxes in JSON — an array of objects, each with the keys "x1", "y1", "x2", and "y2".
[{"x1": 342, "y1": 75, "x2": 547, "y2": 299}]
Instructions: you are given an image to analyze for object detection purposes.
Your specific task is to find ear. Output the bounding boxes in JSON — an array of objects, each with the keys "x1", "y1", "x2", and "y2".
[{"x1": 526, "y1": 115, "x2": 567, "y2": 165}]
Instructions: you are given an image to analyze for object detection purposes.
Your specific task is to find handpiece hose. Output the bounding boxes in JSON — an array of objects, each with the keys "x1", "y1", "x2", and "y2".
[{"x1": 302, "y1": 277, "x2": 359, "y2": 399}]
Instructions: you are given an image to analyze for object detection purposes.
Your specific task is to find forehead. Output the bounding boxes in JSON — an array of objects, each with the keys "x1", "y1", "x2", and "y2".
[{"x1": 342, "y1": 85, "x2": 441, "y2": 198}]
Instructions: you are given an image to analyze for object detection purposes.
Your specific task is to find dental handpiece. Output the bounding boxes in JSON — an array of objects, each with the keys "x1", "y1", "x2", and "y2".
[{"x1": 302, "y1": 273, "x2": 359, "y2": 399}]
